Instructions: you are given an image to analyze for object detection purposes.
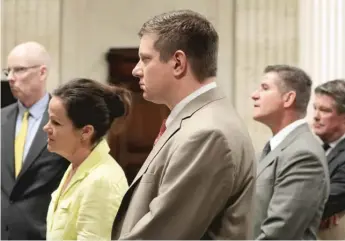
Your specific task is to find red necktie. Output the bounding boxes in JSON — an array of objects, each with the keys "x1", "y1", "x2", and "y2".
[{"x1": 154, "y1": 119, "x2": 167, "y2": 145}]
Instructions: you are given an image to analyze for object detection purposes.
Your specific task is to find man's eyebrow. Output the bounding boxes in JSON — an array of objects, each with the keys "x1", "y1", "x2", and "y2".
[{"x1": 139, "y1": 52, "x2": 151, "y2": 58}]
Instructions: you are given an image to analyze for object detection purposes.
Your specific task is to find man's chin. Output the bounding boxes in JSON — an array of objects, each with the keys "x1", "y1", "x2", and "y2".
[
  {"x1": 313, "y1": 129, "x2": 324, "y2": 137},
  {"x1": 142, "y1": 93, "x2": 161, "y2": 105},
  {"x1": 253, "y1": 115, "x2": 270, "y2": 127},
  {"x1": 252, "y1": 114, "x2": 263, "y2": 122},
  {"x1": 142, "y1": 92, "x2": 151, "y2": 101},
  {"x1": 10, "y1": 90, "x2": 20, "y2": 99}
]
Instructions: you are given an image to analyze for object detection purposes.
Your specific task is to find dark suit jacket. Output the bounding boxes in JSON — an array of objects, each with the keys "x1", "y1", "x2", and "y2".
[
  {"x1": 254, "y1": 123, "x2": 330, "y2": 239},
  {"x1": 322, "y1": 137, "x2": 345, "y2": 219},
  {"x1": 112, "y1": 88, "x2": 256, "y2": 239},
  {"x1": 1, "y1": 102, "x2": 69, "y2": 240}
]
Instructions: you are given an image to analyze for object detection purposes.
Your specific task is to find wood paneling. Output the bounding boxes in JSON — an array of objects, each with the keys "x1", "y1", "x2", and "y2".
[{"x1": 105, "y1": 48, "x2": 169, "y2": 183}]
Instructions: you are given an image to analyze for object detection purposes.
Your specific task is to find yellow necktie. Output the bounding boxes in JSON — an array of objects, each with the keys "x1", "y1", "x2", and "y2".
[{"x1": 15, "y1": 111, "x2": 29, "y2": 177}]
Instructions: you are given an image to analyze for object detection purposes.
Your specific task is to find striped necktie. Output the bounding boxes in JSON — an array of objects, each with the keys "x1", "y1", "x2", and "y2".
[{"x1": 15, "y1": 111, "x2": 29, "y2": 177}]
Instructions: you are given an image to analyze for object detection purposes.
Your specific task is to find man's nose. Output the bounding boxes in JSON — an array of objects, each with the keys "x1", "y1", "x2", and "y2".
[
  {"x1": 251, "y1": 90, "x2": 259, "y2": 100},
  {"x1": 313, "y1": 110, "x2": 320, "y2": 121},
  {"x1": 7, "y1": 70, "x2": 15, "y2": 81},
  {"x1": 132, "y1": 63, "x2": 142, "y2": 78}
]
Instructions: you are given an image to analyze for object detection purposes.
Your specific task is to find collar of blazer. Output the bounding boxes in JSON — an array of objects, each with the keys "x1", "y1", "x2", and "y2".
[
  {"x1": 2, "y1": 103, "x2": 18, "y2": 179},
  {"x1": 327, "y1": 137, "x2": 345, "y2": 164},
  {"x1": 2, "y1": 103, "x2": 18, "y2": 125},
  {"x1": 2, "y1": 97, "x2": 51, "y2": 181},
  {"x1": 257, "y1": 123, "x2": 311, "y2": 178},
  {"x1": 54, "y1": 139, "x2": 110, "y2": 200},
  {"x1": 130, "y1": 88, "x2": 225, "y2": 188},
  {"x1": 17, "y1": 95, "x2": 52, "y2": 180}
]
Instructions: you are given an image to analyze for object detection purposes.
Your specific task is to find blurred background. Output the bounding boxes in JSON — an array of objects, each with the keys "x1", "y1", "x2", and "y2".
[{"x1": 1, "y1": 0, "x2": 344, "y2": 181}]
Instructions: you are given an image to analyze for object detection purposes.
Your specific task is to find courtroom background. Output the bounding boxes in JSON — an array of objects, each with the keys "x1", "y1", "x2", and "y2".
[{"x1": 1, "y1": 0, "x2": 344, "y2": 158}]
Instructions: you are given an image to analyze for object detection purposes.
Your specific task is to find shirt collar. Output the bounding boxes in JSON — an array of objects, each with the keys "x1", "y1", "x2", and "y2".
[
  {"x1": 270, "y1": 119, "x2": 307, "y2": 151},
  {"x1": 55, "y1": 139, "x2": 110, "y2": 199},
  {"x1": 328, "y1": 132, "x2": 345, "y2": 149},
  {"x1": 72, "y1": 139, "x2": 110, "y2": 176},
  {"x1": 166, "y1": 82, "x2": 217, "y2": 127},
  {"x1": 17, "y1": 93, "x2": 49, "y2": 119}
]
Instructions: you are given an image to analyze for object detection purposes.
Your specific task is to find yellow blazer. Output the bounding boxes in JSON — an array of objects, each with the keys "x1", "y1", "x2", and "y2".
[{"x1": 46, "y1": 139, "x2": 128, "y2": 240}]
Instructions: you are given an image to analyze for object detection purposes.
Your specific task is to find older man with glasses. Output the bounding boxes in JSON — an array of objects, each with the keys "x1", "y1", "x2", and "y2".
[{"x1": 1, "y1": 41, "x2": 68, "y2": 240}]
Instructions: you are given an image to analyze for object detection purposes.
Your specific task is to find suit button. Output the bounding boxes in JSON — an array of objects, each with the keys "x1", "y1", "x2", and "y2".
[
  {"x1": 9, "y1": 200, "x2": 14, "y2": 204},
  {"x1": 5, "y1": 225, "x2": 9, "y2": 231}
]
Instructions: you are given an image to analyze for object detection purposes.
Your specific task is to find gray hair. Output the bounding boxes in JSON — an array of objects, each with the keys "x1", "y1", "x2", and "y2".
[{"x1": 315, "y1": 79, "x2": 345, "y2": 114}]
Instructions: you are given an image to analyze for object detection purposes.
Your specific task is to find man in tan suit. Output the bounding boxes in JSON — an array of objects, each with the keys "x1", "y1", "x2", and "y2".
[
  {"x1": 313, "y1": 80, "x2": 345, "y2": 240},
  {"x1": 111, "y1": 10, "x2": 256, "y2": 240}
]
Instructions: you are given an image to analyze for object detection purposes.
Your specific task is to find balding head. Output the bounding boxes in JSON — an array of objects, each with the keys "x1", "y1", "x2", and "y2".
[
  {"x1": 8, "y1": 41, "x2": 51, "y2": 72},
  {"x1": 6, "y1": 41, "x2": 50, "y2": 107}
]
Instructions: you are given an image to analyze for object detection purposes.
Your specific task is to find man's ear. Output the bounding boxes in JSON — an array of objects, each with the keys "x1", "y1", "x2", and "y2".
[
  {"x1": 39, "y1": 65, "x2": 48, "y2": 82},
  {"x1": 283, "y1": 91, "x2": 296, "y2": 108},
  {"x1": 172, "y1": 50, "x2": 187, "y2": 78}
]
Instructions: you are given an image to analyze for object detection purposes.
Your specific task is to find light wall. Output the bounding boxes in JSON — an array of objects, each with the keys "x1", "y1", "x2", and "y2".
[
  {"x1": 0, "y1": 0, "x2": 316, "y2": 151},
  {"x1": 2, "y1": 0, "x2": 222, "y2": 90},
  {"x1": 234, "y1": 0, "x2": 299, "y2": 148},
  {"x1": 299, "y1": 0, "x2": 345, "y2": 121}
]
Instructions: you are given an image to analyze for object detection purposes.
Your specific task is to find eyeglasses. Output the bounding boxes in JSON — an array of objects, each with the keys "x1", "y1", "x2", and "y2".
[{"x1": 2, "y1": 65, "x2": 40, "y2": 77}]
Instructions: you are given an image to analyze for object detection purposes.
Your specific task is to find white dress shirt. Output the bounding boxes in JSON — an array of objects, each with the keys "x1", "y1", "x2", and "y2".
[
  {"x1": 165, "y1": 82, "x2": 217, "y2": 128},
  {"x1": 325, "y1": 133, "x2": 345, "y2": 156},
  {"x1": 269, "y1": 119, "x2": 307, "y2": 151}
]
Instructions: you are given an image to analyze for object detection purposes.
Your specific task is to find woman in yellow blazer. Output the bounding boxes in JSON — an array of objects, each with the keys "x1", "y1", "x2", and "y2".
[{"x1": 43, "y1": 78, "x2": 130, "y2": 240}]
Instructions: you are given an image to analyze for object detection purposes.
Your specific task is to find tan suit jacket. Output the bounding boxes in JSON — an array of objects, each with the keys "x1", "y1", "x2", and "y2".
[{"x1": 111, "y1": 88, "x2": 256, "y2": 239}]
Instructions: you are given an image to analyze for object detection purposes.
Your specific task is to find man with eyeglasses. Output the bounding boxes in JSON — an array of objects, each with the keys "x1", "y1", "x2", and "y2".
[{"x1": 1, "y1": 42, "x2": 68, "y2": 240}]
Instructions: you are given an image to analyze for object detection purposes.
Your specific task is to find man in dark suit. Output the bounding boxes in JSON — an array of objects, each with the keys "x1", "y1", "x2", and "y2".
[
  {"x1": 313, "y1": 79, "x2": 345, "y2": 240},
  {"x1": 251, "y1": 65, "x2": 330, "y2": 239},
  {"x1": 1, "y1": 42, "x2": 68, "y2": 240}
]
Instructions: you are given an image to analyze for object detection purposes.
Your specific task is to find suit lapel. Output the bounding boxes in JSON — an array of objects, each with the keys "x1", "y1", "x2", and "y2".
[
  {"x1": 57, "y1": 139, "x2": 108, "y2": 198},
  {"x1": 60, "y1": 168, "x2": 88, "y2": 199},
  {"x1": 130, "y1": 119, "x2": 181, "y2": 188},
  {"x1": 257, "y1": 123, "x2": 310, "y2": 177},
  {"x1": 327, "y1": 138, "x2": 345, "y2": 165},
  {"x1": 50, "y1": 165, "x2": 71, "y2": 212},
  {"x1": 48, "y1": 166, "x2": 88, "y2": 219},
  {"x1": 16, "y1": 107, "x2": 49, "y2": 179},
  {"x1": 1, "y1": 104, "x2": 18, "y2": 180},
  {"x1": 129, "y1": 88, "x2": 225, "y2": 188},
  {"x1": 257, "y1": 148, "x2": 279, "y2": 177}
]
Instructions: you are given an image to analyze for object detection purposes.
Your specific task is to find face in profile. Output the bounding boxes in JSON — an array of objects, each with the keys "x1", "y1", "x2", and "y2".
[
  {"x1": 6, "y1": 52, "x2": 45, "y2": 103},
  {"x1": 313, "y1": 94, "x2": 345, "y2": 142},
  {"x1": 251, "y1": 72, "x2": 286, "y2": 123},
  {"x1": 132, "y1": 33, "x2": 174, "y2": 104},
  {"x1": 43, "y1": 96, "x2": 83, "y2": 159}
]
